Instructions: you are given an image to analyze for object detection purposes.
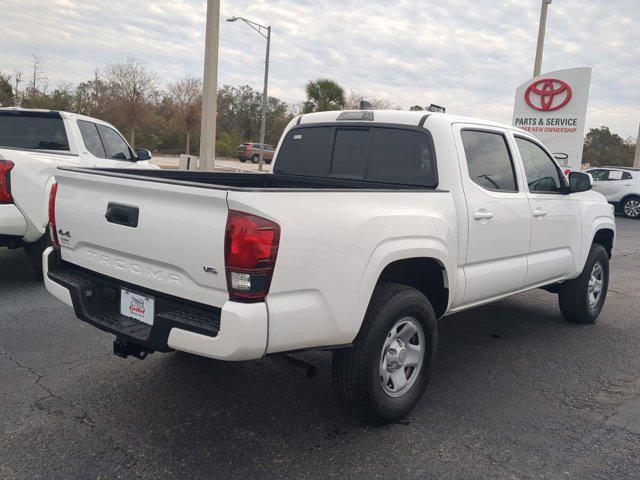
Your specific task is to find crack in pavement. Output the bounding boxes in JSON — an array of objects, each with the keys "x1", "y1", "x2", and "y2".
[{"x1": 1, "y1": 349, "x2": 95, "y2": 428}]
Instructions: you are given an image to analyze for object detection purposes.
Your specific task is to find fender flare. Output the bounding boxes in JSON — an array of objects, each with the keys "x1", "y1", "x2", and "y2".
[
  {"x1": 356, "y1": 235, "x2": 454, "y2": 318},
  {"x1": 579, "y1": 216, "x2": 615, "y2": 272}
]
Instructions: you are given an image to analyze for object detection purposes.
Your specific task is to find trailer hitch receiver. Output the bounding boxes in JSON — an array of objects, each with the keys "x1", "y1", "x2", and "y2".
[{"x1": 113, "y1": 338, "x2": 152, "y2": 360}]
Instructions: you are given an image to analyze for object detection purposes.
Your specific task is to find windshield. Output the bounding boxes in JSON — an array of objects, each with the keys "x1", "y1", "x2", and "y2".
[{"x1": 0, "y1": 111, "x2": 70, "y2": 151}]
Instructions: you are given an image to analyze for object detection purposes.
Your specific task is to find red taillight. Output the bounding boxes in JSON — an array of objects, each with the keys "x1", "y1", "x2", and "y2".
[
  {"x1": 0, "y1": 160, "x2": 14, "y2": 204},
  {"x1": 48, "y1": 183, "x2": 59, "y2": 247},
  {"x1": 224, "y1": 210, "x2": 280, "y2": 302}
]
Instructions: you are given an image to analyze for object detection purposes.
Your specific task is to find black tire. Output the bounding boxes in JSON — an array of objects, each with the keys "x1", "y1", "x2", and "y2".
[
  {"x1": 239, "y1": 157, "x2": 247, "y2": 163},
  {"x1": 558, "y1": 244, "x2": 609, "y2": 324},
  {"x1": 264, "y1": 159, "x2": 272, "y2": 165},
  {"x1": 27, "y1": 233, "x2": 52, "y2": 280},
  {"x1": 332, "y1": 283, "x2": 438, "y2": 424},
  {"x1": 250, "y1": 154, "x2": 260, "y2": 164},
  {"x1": 621, "y1": 196, "x2": 640, "y2": 219}
]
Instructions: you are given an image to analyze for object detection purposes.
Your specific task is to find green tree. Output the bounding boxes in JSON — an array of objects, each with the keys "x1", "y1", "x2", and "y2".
[
  {"x1": 0, "y1": 72, "x2": 13, "y2": 106},
  {"x1": 302, "y1": 78, "x2": 345, "y2": 113},
  {"x1": 215, "y1": 84, "x2": 292, "y2": 155},
  {"x1": 75, "y1": 74, "x2": 109, "y2": 118},
  {"x1": 29, "y1": 83, "x2": 75, "y2": 111},
  {"x1": 583, "y1": 127, "x2": 635, "y2": 167}
]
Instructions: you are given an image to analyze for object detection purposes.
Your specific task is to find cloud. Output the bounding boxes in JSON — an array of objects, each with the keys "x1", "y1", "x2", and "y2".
[{"x1": 1, "y1": 0, "x2": 638, "y2": 138}]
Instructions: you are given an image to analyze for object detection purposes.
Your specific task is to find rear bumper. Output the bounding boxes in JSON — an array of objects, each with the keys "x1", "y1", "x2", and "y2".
[
  {"x1": 43, "y1": 247, "x2": 267, "y2": 361},
  {"x1": 0, "y1": 204, "x2": 27, "y2": 240}
]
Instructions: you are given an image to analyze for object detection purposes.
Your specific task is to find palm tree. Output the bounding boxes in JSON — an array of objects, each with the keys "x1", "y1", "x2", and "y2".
[{"x1": 303, "y1": 78, "x2": 345, "y2": 113}]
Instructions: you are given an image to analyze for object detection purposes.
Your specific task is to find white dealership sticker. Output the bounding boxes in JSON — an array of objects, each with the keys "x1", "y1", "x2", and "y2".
[{"x1": 120, "y1": 289, "x2": 155, "y2": 325}]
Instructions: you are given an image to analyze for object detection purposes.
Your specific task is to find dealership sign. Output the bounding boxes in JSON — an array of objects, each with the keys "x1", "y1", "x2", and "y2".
[{"x1": 513, "y1": 67, "x2": 591, "y2": 170}]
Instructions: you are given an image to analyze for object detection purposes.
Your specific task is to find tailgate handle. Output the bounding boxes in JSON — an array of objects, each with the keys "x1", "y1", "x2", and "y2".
[{"x1": 105, "y1": 203, "x2": 139, "y2": 228}]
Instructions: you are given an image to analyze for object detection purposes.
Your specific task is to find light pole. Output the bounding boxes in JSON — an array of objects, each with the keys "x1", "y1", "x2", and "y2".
[
  {"x1": 533, "y1": 0, "x2": 552, "y2": 78},
  {"x1": 634, "y1": 122, "x2": 640, "y2": 169},
  {"x1": 227, "y1": 16, "x2": 271, "y2": 172},
  {"x1": 198, "y1": 0, "x2": 221, "y2": 171}
]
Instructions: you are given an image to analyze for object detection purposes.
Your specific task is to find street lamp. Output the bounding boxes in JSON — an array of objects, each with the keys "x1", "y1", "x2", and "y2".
[{"x1": 227, "y1": 16, "x2": 271, "y2": 172}]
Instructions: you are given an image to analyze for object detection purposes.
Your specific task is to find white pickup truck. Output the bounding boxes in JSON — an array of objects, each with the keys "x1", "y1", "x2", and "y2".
[
  {"x1": 44, "y1": 110, "x2": 615, "y2": 423},
  {"x1": 0, "y1": 108, "x2": 157, "y2": 276}
]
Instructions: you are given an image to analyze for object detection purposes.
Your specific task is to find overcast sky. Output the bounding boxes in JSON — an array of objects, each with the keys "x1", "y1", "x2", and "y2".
[{"x1": 2, "y1": 0, "x2": 638, "y2": 138}]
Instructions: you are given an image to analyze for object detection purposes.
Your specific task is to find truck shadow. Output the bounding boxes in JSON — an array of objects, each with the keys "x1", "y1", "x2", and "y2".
[
  {"x1": 0, "y1": 247, "x2": 38, "y2": 286},
  {"x1": 69, "y1": 287, "x2": 617, "y2": 477}
]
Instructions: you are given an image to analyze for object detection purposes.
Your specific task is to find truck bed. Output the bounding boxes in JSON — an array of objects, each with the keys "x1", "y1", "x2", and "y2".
[{"x1": 58, "y1": 167, "x2": 438, "y2": 191}]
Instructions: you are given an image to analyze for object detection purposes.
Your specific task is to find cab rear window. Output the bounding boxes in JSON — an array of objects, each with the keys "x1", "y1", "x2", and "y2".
[
  {"x1": 274, "y1": 125, "x2": 437, "y2": 188},
  {"x1": 0, "y1": 111, "x2": 69, "y2": 151}
]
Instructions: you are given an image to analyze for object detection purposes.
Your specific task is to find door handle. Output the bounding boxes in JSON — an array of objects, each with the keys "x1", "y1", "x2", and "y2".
[
  {"x1": 532, "y1": 208, "x2": 548, "y2": 218},
  {"x1": 473, "y1": 210, "x2": 494, "y2": 220},
  {"x1": 105, "y1": 203, "x2": 139, "y2": 228}
]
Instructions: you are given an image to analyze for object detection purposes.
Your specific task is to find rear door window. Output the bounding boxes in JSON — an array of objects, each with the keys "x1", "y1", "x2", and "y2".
[
  {"x1": 77, "y1": 120, "x2": 106, "y2": 157},
  {"x1": 606, "y1": 170, "x2": 632, "y2": 181},
  {"x1": 461, "y1": 130, "x2": 517, "y2": 192},
  {"x1": 0, "y1": 111, "x2": 69, "y2": 151},
  {"x1": 96, "y1": 124, "x2": 133, "y2": 160}
]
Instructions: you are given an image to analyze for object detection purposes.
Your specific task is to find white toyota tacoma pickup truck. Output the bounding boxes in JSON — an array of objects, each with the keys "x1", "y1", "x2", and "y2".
[
  {"x1": 0, "y1": 108, "x2": 157, "y2": 276},
  {"x1": 44, "y1": 110, "x2": 615, "y2": 423}
]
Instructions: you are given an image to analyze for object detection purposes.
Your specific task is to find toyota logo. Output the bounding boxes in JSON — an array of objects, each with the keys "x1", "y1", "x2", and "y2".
[{"x1": 525, "y1": 78, "x2": 572, "y2": 112}]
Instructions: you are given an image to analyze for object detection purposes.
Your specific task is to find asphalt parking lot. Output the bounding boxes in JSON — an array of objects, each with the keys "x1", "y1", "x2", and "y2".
[{"x1": 1, "y1": 218, "x2": 639, "y2": 480}]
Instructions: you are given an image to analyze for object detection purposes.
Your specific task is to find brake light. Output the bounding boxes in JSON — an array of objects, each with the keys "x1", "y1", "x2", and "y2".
[
  {"x1": 48, "y1": 183, "x2": 59, "y2": 247},
  {"x1": 224, "y1": 210, "x2": 280, "y2": 302},
  {"x1": 0, "y1": 160, "x2": 14, "y2": 204}
]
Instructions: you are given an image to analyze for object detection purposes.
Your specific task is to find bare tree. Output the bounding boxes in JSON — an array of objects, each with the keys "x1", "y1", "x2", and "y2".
[
  {"x1": 344, "y1": 90, "x2": 397, "y2": 110},
  {"x1": 103, "y1": 58, "x2": 158, "y2": 147},
  {"x1": 167, "y1": 75, "x2": 202, "y2": 154},
  {"x1": 26, "y1": 55, "x2": 48, "y2": 102}
]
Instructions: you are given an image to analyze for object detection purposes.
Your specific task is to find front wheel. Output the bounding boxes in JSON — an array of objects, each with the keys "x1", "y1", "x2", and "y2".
[
  {"x1": 558, "y1": 244, "x2": 609, "y2": 324},
  {"x1": 622, "y1": 197, "x2": 640, "y2": 219},
  {"x1": 332, "y1": 283, "x2": 437, "y2": 424},
  {"x1": 250, "y1": 154, "x2": 260, "y2": 164}
]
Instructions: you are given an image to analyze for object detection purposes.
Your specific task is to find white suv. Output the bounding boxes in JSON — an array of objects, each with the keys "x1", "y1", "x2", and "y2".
[{"x1": 587, "y1": 167, "x2": 640, "y2": 218}]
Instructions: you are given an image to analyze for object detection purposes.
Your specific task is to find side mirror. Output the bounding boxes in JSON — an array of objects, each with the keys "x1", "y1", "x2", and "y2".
[
  {"x1": 136, "y1": 148, "x2": 152, "y2": 161},
  {"x1": 568, "y1": 171, "x2": 593, "y2": 193}
]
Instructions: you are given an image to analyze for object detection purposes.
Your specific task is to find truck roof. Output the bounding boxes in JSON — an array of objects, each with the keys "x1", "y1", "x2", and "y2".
[
  {"x1": 0, "y1": 107, "x2": 114, "y2": 127},
  {"x1": 297, "y1": 110, "x2": 529, "y2": 135}
]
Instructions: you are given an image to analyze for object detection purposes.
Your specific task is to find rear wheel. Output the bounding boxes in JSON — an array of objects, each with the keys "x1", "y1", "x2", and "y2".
[
  {"x1": 332, "y1": 283, "x2": 437, "y2": 424},
  {"x1": 622, "y1": 197, "x2": 640, "y2": 219},
  {"x1": 558, "y1": 244, "x2": 609, "y2": 324},
  {"x1": 239, "y1": 157, "x2": 247, "y2": 163},
  {"x1": 251, "y1": 154, "x2": 260, "y2": 164}
]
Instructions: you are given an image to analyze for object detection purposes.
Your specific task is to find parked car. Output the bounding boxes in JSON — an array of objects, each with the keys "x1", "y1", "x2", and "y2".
[
  {"x1": 587, "y1": 166, "x2": 640, "y2": 218},
  {"x1": 44, "y1": 110, "x2": 615, "y2": 423},
  {"x1": 236, "y1": 142, "x2": 275, "y2": 163},
  {"x1": 0, "y1": 107, "x2": 158, "y2": 277}
]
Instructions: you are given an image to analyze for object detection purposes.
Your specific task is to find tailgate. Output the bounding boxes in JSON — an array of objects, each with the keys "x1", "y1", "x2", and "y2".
[{"x1": 54, "y1": 169, "x2": 229, "y2": 307}]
